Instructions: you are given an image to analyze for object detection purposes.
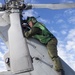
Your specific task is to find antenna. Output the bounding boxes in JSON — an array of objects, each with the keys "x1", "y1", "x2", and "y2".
[{"x1": 36, "y1": 16, "x2": 40, "y2": 19}]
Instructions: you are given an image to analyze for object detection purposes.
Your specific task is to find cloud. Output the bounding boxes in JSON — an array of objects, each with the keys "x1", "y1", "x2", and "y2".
[
  {"x1": 61, "y1": 30, "x2": 67, "y2": 35},
  {"x1": 64, "y1": 9, "x2": 75, "y2": 24},
  {"x1": 0, "y1": 52, "x2": 3, "y2": 59},
  {"x1": 56, "y1": 19, "x2": 64, "y2": 24},
  {"x1": 58, "y1": 28, "x2": 75, "y2": 71},
  {"x1": 66, "y1": 41, "x2": 75, "y2": 50},
  {"x1": 66, "y1": 29, "x2": 75, "y2": 50},
  {"x1": 23, "y1": 10, "x2": 38, "y2": 18},
  {"x1": 0, "y1": 52, "x2": 7, "y2": 72},
  {"x1": 0, "y1": 39, "x2": 8, "y2": 54},
  {"x1": 68, "y1": 16, "x2": 75, "y2": 24},
  {"x1": 0, "y1": 40, "x2": 7, "y2": 72},
  {"x1": 30, "y1": 0, "x2": 39, "y2": 3},
  {"x1": 58, "y1": 41, "x2": 75, "y2": 71},
  {"x1": 38, "y1": 18, "x2": 50, "y2": 24},
  {"x1": 66, "y1": 29, "x2": 75, "y2": 39},
  {"x1": 51, "y1": 29, "x2": 58, "y2": 34},
  {"x1": 58, "y1": 42, "x2": 67, "y2": 60},
  {"x1": 64, "y1": 9, "x2": 75, "y2": 16},
  {"x1": 23, "y1": 10, "x2": 51, "y2": 24},
  {"x1": 25, "y1": 0, "x2": 39, "y2": 3}
]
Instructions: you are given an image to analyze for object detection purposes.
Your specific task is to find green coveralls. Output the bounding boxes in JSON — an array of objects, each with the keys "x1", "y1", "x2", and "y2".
[{"x1": 25, "y1": 22, "x2": 63, "y2": 71}]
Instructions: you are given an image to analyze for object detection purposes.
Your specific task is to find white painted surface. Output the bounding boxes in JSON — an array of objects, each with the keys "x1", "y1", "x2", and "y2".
[{"x1": 8, "y1": 9, "x2": 33, "y2": 74}]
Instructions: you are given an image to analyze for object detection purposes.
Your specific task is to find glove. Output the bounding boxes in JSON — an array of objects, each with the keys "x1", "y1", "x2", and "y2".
[{"x1": 22, "y1": 23, "x2": 30, "y2": 32}]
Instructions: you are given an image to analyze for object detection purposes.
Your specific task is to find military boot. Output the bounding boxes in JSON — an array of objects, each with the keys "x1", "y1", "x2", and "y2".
[
  {"x1": 53, "y1": 57, "x2": 65, "y2": 75},
  {"x1": 52, "y1": 57, "x2": 63, "y2": 71}
]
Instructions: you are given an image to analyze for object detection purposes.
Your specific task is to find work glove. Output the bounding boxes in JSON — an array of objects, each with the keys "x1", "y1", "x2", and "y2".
[{"x1": 22, "y1": 23, "x2": 30, "y2": 32}]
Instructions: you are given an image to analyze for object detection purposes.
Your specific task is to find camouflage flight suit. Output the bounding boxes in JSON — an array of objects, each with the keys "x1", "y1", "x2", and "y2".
[{"x1": 24, "y1": 22, "x2": 63, "y2": 71}]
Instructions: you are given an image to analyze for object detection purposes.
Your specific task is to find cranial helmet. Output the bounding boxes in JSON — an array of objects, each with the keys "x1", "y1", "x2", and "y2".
[{"x1": 27, "y1": 16, "x2": 37, "y2": 24}]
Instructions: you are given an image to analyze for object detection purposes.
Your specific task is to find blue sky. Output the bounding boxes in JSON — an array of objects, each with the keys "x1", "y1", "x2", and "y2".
[{"x1": 0, "y1": 0, "x2": 75, "y2": 72}]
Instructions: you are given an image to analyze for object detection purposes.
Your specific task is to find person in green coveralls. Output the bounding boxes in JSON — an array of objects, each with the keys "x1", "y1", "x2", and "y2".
[{"x1": 23, "y1": 16, "x2": 64, "y2": 75}]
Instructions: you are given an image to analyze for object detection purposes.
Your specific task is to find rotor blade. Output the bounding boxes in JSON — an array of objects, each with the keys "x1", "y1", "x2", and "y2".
[{"x1": 30, "y1": 3, "x2": 75, "y2": 9}]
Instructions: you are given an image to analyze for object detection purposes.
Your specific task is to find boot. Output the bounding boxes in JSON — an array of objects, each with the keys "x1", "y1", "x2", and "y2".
[{"x1": 52, "y1": 57, "x2": 63, "y2": 71}]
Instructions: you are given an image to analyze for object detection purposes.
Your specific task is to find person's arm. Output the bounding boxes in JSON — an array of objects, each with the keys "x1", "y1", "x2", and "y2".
[{"x1": 24, "y1": 27, "x2": 41, "y2": 38}]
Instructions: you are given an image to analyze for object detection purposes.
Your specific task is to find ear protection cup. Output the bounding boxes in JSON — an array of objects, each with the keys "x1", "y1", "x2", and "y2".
[
  {"x1": 27, "y1": 16, "x2": 37, "y2": 24},
  {"x1": 31, "y1": 17, "x2": 37, "y2": 23}
]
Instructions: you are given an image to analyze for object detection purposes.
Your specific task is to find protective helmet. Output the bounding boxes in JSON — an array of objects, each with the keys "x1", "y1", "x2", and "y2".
[{"x1": 27, "y1": 16, "x2": 37, "y2": 24}]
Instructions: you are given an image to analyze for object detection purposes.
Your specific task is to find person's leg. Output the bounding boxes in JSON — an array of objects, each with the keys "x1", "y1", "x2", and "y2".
[{"x1": 47, "y1": 38, "x2": 63, "y2": 71}]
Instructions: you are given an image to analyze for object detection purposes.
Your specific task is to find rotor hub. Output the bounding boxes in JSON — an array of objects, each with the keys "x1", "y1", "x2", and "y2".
[{"x1": 4, "y1": 0, "x2": 25, "y2": 10}]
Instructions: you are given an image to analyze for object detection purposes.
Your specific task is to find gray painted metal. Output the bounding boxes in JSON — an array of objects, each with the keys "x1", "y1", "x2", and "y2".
[
  {"x1": 0, "y1": 25, "x2": 9, "y2": 47},
  {"x1": 0, "y1": 11, "x2": 9, "y2": 47},
  {"x1": 8, "y1": 9, "x2": 33, "y2": 74},
  {"x1": 31, "y1": 3, "x2": 75, "y2": 9},
  {"x1": 0, "y1": 11, "x2": 10, "y2": 26},
  {"x1": 0, "y1": 71, "x2": 15, "y2": 75},
  {"x1": 4, "y1": 51, "x2": 11, "y2": 71},
  {"x1": 2, "y1": 12, "x2": 10, "y2": 25},
  {"x1": 0, "y1": 38, "x2": 75, "y2": 75},
  {"x1": 0, "y1": 71, "x2": 31, "y2": 75},
  {"x1": 27, "y1": 38, "x2": 75, "y2": 75}
]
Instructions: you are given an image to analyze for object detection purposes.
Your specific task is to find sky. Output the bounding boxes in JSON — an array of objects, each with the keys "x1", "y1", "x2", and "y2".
[{"x1": 0, "y1": 0, "x2": 75, "y2": 72}]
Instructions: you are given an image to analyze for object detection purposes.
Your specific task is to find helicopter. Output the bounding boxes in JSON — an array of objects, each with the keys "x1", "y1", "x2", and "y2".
[{"x1": 0, "y1": 0, "x2": 75, "y2": 75}]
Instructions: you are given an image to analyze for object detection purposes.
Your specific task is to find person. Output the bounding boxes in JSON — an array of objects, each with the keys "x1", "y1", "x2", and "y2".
[{"x1": 24, "y1": 16, "x2": 64, "y2": 75}]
